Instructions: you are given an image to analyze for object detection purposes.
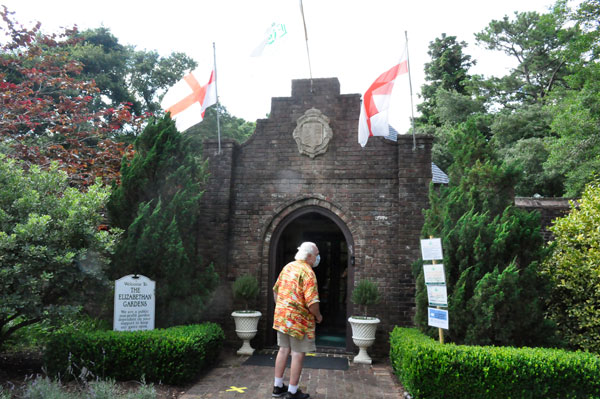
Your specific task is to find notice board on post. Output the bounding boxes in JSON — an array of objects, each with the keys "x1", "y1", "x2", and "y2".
[{"x1": 420, "y1": 238, "x2": 449, "y2": 333}]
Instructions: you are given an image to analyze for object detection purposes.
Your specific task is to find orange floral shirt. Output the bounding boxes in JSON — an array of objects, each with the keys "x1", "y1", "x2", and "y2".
[{"x1": 273, "y1": 260, "x2": 320, "y2": 340}]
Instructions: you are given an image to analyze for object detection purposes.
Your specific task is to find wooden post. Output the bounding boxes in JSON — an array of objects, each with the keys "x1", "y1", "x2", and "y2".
[{"x1": 430, "y1": 235, "x2": 444, "y2": 344}]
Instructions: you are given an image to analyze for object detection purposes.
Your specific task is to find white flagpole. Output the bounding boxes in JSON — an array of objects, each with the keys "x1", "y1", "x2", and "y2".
[
  {"x1": 299, "y1": 0, "x2": 314, "y2": 92},
  {"x1": 213, "y1": 42, "x2": 222, "y2": 155},
  {"x1": 405, "y1": 31, "x2": 416, "y2": 151}
]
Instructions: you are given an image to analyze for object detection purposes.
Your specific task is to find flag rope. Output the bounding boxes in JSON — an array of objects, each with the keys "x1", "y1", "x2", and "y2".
[
  {"x1": 213, "y1": 42, "x2": 222, "y2": 155},
  {"x1": 405, "y1": 31, "x2": 416, "y2": 151},
  {"x1": 299, "y1": 0, "x2": 314, "y2": 92}
]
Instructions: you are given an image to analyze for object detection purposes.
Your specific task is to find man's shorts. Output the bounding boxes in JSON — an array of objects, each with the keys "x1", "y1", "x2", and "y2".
[{"x1": 277, "y1": 331, "x2": 316, "y2": 353}]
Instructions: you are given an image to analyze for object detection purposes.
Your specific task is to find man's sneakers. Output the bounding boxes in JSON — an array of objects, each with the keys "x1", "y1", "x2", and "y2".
[
  {"x1": 285, "y1": 389, "x2": 310, "y2": 399},
  {"x1": 272, "y1": 383, "x2": 288, "y2": 397}
]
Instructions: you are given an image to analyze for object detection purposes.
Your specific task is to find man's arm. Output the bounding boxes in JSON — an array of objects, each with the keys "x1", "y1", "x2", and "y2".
[{"x1": 308, "y1": 302, "x2": 323, "y2": 323}]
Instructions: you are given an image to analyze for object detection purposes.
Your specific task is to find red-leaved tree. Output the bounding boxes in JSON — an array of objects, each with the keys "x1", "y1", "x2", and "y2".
[{"x1": 0, "y1": 6, "x2": 147, "y2": 187}]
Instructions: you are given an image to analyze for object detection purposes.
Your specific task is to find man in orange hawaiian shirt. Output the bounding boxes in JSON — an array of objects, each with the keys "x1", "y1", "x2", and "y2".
[{"x1": 272, "y1": 242, "x2": 322, "y2": 399}]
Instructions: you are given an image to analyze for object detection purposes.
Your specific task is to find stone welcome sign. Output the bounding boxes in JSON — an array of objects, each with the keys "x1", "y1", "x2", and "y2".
[{"x1": 113, "y1": 274, "x2": 155, "y2": 331}]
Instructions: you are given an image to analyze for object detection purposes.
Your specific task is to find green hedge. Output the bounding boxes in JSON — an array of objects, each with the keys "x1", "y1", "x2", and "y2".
[
  {"x1": 390, "y1": 327, "x2": 600, "y2": 399},
  {"x1": 44, "y1": 323, "x2": 224, "y2": 385}
]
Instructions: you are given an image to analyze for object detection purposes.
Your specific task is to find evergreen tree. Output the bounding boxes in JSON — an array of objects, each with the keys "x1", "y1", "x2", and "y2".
[
  {"x1": 107, "y1": 115, "x2": 218, "y2": 327},
  {"x1": 417, "y1": 34, "x2": 475, "y2": 126},
  {"x1": 413, "y1": 117, "x2": 557, "y2": 347}
]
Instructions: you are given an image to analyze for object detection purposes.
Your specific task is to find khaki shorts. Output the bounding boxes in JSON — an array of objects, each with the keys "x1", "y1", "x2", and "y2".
[{"x1": 277, "y1": 331, "x2": 316, "y2": 353}]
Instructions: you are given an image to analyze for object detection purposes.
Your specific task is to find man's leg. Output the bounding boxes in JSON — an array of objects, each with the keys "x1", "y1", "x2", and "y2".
[
  {"x1": 274, "y1": 346, "x2": 290, "y2": 379},
  {"x1": 289, "y1": 350, "x2": 306, "y2": 386}
]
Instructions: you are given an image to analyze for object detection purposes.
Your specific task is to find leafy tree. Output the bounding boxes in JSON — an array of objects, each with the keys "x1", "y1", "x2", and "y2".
[
  {"x1": 417, "y1": 34, "x2": 475, "y2": 126},
  {"x1": 107, "y1": 115, "x2": 218, "y2": 327},
  {"x1": 475, "y1": 8, "x2": 577, "y2": 106},
  {"x1": 0, "y1": 7, "x2": 144, "y2": 187},
  {"x1": 501, "y1": 137, "x2": 564, "y2": 197},
  {"x1": 489, "y1": 104, "x2": 564, "y2": 196},
  {"x1": 0, "y1": 154, "x2": 119, "y2": 351},
  {"x1": 543, "y1": 181, "x2": 600, "y2": 352},
  {"x1": 414, "y1": 117, "x2": 556, "y2": 346},
  {"x1": 185, "y1": 105, "x2": 256, "y2": 145},
  {"x1": 542, "y1": 0, "x2": 600, "y2": 198},
  {"x1": 71, "y1": 27, "x2": 197, "y2": 116}
]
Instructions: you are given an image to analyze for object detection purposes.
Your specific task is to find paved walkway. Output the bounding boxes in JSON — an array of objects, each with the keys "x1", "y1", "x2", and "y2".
[{"x1": 180, "y1": 349, "x2": 406, "y2": 399}]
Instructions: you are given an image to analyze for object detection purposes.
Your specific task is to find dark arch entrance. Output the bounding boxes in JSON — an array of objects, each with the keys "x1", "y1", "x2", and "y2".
[{"x1": 267, "y1": 206, "x2": 353, "y2": 351}]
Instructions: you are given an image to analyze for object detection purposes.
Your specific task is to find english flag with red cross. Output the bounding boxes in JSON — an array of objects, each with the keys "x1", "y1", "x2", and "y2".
[
  {"x1": 161, "y1": 68, "x2": 217, "y2": 132},
  {"x1": 358, "y1": 47, "x2": 409, "y2": 147}
]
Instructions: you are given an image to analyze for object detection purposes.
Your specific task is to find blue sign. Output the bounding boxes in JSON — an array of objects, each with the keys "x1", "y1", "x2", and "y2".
[{"x1": 428, "y1": 307, "x2": 449, "y2": 330}]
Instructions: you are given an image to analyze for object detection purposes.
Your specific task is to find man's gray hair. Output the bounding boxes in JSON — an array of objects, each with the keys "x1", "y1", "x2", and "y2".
[{"x1": 295, "y1": 242, "x2": 317, "y2": 261}]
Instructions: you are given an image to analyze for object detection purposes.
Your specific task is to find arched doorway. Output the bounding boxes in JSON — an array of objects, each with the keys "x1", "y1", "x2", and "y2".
[{"x1": 267, "y1": 206, "x2": 353, "y2": 351}]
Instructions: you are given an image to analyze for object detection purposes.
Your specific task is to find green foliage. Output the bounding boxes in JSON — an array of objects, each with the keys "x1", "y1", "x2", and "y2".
[
  {"x1": 390, "y1": 327, "x2": 600, "y2": 399},
  {"x1": 0, "y1": 155, "x2": 119, "y2": 351},
  {"x1": 475, "y1": 9, "x2": 576, "y2": 105},
  {"x1": 350, "y1": 279, "x2": 381, "y2": 317},
  {"x1": 500, "y1": 137, "x2": 564, "y2": 197},
  {"x1": 417, "y1": 34, "x2": 475, "y2": 126},
  {"x1": 543, "y1": 181, "x2": 600, "y2": 352},
  {"x1": 185, "y1": 105, "x2": 256, "y2": 145},
  {"x1": 107, "y1": 115, "x2": 218, "y2": 327},
  {"x1": 9, "y1": 376, "x2": 158, "y2": 399},
  {"x1": 22, "y1": 377, "x2": 76, "y2": 399},
  {"x1": 44, "y1": 323, "x2": 224, "y2": 385},
  {"x1": 4, "y1": 313, "x2": 109, "y2": 352},
  {"x1": 416, "y1": 118, "x2": 555, "y2": 347},
  {"x1": 72, "y1": 27, "x2": 197, "y2": 116},
  {"x1": 545, "y1": 63, "x2": 600, "y2": 197},
  {"x1": 232, "y1": 274, "x2": 260, "y2": 310}
]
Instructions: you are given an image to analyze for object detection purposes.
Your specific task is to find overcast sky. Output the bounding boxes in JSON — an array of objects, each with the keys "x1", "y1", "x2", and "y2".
[{"x1": 2, "y1": 0, "x2": 556, "y2": 134}]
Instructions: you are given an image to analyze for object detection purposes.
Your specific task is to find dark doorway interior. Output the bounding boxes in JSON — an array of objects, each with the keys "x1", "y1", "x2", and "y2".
[{"x1": 274, "y1": 212, "x2": 348, "y2": 348}]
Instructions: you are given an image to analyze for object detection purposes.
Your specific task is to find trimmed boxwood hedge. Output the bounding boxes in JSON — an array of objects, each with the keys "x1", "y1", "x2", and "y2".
[
  {"x1": 44, "y1": 322, "x2": 224, "y2": 385},
  {"x1": 390, "y1": 327, "x2": 600, "y2": 399}
]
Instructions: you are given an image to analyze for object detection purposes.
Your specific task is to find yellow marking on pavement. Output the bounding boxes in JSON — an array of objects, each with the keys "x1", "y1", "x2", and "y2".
[
  {"x1": 226, "y1": 386, "x2": 247, "y2": 393},
  {"x1": 306, "y1": 352, "x2": 316, "y2": 356}
]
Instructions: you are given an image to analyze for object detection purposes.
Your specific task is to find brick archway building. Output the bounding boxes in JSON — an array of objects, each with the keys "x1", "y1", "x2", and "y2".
[{"x1": 197, "y1": 78, "x2": 433, "y2": 356}]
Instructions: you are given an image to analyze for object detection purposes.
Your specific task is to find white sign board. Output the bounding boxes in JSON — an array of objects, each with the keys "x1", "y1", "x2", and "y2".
[
  {"x1": 420, "y1": 238, "x2": 443, "y2": 260},
  {"x1": 114, "y1": 274, "x2": 155, "y2": 331},
  {"x1": 427, "y1": 284, "x2": 448, "y2": 307},
  {"x1": 423, "y1": 264, "x2": 446, "y2": 285},
  {"x1": 428, "y1": 307, "x2": 449, "y2": 330}
]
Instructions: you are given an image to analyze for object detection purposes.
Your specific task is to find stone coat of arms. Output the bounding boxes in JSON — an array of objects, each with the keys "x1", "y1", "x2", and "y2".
[{"x1": 292, "y1": 108, "x2": 333, "y2": 158}]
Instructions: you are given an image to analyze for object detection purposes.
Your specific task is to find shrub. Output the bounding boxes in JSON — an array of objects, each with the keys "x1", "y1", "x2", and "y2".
[
  {"x1": 22, "y1": 377, "x2": 75, "y2": 399},
  {"x1": 0, "y1": 155, "x2": 120, "y2": 351},
  {"x1": 44, "y1": 323, "x2": 224, "y2": 385},
  {"x1": 350, "y1": 279, "x2": 381, "y2": 317},
  {"x1": 390, "y1": 327, "x2": 600, "y2": 399},
  {"x1": 417, "y1": 118, "x2": 555, "y2": 347},
  {"x1": 11, "y1": 376, "x2": 157, "y2": 399},
  {"x1": 543, "y1": 181, "x2": 600, "y2": 352},
  {"x1": 232, "y1": 274, "x2": 260, "y2": 310},
  {"x1": 107, "y1": 116, "x2": 218, "y2": 327}
]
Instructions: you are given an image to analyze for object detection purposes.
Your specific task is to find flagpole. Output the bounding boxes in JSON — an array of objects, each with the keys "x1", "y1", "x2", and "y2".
[
  {"x1": 299, "y1": 0, "x2": 314, "y2": 92},
  {"x1": 405, "y1": 31, "x2": 416, "y2": 151},
  {"x1": 213, "y1": 42, "x2": 222, "y2": 155}
]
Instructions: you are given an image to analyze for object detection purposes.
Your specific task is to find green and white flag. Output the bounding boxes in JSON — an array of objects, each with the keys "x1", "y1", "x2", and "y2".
[{"x1": 251, "y1": 22, "x2": 288, "y2": 57}]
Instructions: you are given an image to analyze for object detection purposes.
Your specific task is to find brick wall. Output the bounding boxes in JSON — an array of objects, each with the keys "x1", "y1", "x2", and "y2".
[
  {"x1": 198, "y1": 78, "x2": 432, "y2": 356},
  {"x1": 514, "y1": 197, "x2": 574, "y2": 242}
]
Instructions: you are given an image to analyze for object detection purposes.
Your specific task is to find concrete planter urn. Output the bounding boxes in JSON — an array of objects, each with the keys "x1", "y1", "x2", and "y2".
[
  {"x1": 348, "y1": 316, "x2": 380, "y2": 364},
  {"x1": 231, "y1": 274, "x2": 261, "y2": 355},
  {"x1": 348, "y1": 279, "x2": 382, "y2": 364},
  {"x1": 231, "y1": 310, "x2": 262, "y2": 355}
]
